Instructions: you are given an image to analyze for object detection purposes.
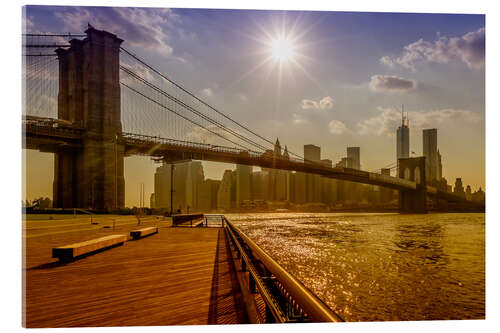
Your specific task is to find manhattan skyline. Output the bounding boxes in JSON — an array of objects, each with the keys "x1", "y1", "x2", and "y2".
[{"x1": 22, "y1": 6, "x2": 485, "y2": 207}]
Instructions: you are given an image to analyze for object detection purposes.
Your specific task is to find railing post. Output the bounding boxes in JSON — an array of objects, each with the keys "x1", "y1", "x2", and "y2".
[
  {"x1": 265, "y1": 304, "x2": 274, "y2": 323},
  {"x1": 249, "y1": 274, "x2": 256, "y2": 293},
  {"x1": 241, "y1": 258, "x2": 246, "y2": 272}
]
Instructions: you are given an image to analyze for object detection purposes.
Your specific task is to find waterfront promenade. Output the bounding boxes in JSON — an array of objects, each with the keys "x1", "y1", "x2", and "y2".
[{"x1": 23, "y1": 215, "x2": 247, "y2": 327}]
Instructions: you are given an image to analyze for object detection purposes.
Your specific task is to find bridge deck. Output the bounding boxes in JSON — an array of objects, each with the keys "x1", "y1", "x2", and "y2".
[{"x1": 23, "y1": 217, "x2": 247, "y2": 327}]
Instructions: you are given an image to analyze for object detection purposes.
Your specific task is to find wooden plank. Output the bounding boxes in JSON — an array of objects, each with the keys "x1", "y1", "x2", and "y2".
[
  {"x1": 52, "y1": 234, "x2": 127, "y2": 260},
  {"x1": 130, "y1": 226, "x2": 158, "y2": 239},
  {"x1": 24, "y1": 218, "x2": 247, "y2": 327},
  {"x1": 176, "y1": 220, "x2": 204, "y2": 228}
]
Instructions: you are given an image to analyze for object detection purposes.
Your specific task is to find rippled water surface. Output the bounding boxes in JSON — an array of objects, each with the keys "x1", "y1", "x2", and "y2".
[{"x1": 227, "y1": 213, "x2": 485, "y2": 321}]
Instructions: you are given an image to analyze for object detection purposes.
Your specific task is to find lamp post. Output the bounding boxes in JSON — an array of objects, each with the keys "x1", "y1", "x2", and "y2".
[
  {"x1": 170, "y1": 163, "x2": 174, "y2": 216},
  {"x1": 114, "y1": 133, "x2": 118, "y2": 210}
]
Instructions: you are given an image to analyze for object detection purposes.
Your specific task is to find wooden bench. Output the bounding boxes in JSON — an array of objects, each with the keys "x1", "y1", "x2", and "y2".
[
  {"x1": 130, "y1": 226, "x2": 158, "y2": 240},
  {"x1": 52, "y1": 235, "x2": 127, "y2": 261}
]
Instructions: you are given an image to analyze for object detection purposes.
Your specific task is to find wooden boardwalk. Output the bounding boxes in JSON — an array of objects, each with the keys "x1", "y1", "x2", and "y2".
[{"x1": 23, "y1": 217, "x2": 248, "y2": 327}]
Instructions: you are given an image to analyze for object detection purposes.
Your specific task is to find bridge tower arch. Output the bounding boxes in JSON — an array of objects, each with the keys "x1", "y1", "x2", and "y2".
[
  {"x1": 398, "y1": 157, "x2": 427, "y2": 213},
  {"x1": 414, "y1": 166, "x2": 421, "y2": 184},
  {"x1": 53, "y1": 27, "x2": 124, "y2": 211}
]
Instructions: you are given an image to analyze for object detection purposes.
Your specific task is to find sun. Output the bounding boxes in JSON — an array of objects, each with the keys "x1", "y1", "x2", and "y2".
[{"x1": 270, "y1": 37, "x2": 294, "y2": 62}]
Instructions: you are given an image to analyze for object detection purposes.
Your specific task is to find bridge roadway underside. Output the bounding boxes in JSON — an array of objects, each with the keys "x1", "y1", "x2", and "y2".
[
  {"x1": 123, "y1": 139, "x2": 415, "y2": 192},
  {"x1": 24, "y1": 219, "x2": 248, "y2": 327},
  {"x1": 23, "y1": 125, "x2": 474, "y2": 208}
]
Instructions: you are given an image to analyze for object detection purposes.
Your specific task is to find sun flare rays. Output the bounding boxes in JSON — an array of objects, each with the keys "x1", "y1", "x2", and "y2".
[{"x1": 228, "y1": 14, "x2": 324, "y2": 114}]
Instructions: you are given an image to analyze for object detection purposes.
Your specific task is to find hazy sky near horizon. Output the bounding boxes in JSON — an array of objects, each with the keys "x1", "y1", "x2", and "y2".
[{"x1": 23, "y1": 6, "x2": 485, "y2": 207}]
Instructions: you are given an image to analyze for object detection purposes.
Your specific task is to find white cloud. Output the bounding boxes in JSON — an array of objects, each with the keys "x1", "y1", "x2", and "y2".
[
  {"x1": 292, "y1": 113, "x2": 308, "y2": 125},
  {"x1": 185, "y1": 124, "x2": 247, "y2": 147},
  {"x1": 200, "y1": 88, "x2": 213, "y2": 98},
  {"x1": 328, "y1": 120, "x2": 347, "y2": 135},
  {"x1": 22, "y1": 15, "x2": 34, "y2": 32},
  {"x1": 185, "y1": 125, "x2": 220, "y2": 144},
  {"x1": 319, "y1": 96, "x2": 334, "y2": 110},
  {"x1": 301, "y1": 96, "x2": 334, "y2": 110},
  {"x1": 357, "y1": 106, "x2": 481, "y2": 136},
  {"x1": 120, "y1": 62, "x2": 156, "y2": 85},
  {"x1": 369, "y1": 75, "x2": 418, "y2": 93},
  {"x1": 54, "y1": 7, "x2": 175, "y2": 56},
  {"x1": 380, "y1": 27, "x2": 485, "y2": 70},
  {"x1": 379, "y1": 55, "x2": 394, "y2": 68},
  {"x1": 238, "y1": 93, "x2": 248, "y2": 102},
  {"x1": 301, "y1": 99, "x2": 319, "y2": 110}
]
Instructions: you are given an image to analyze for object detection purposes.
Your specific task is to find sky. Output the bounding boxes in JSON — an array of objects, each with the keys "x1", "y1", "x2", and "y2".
[{"x1": 22, "y1": 6, "x2": 485, "y2": 207}]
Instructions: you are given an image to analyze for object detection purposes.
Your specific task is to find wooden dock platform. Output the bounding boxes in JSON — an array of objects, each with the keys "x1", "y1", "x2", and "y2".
[{"x1": 23, "y1": 217, "x2": 248, "y2": 327}]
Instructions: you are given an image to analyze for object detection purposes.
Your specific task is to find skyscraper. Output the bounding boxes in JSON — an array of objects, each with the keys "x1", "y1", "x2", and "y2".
[
  {"x1": 217, "y1": 170, "x2": 234, "y2": 210},
  {"x1": 304, "y1": 144, "x2": 321, "y2": 162},
  {"x1": 380, "y1": 168, "x2": 394, "y2": 203},
  {"x1": 437, "y1": 150, "x2": 443, "y2": 180},
  {"x1": 154, "y1": 161, "x2": 204, "y2": 212},
  {"x1": 396, "y1": 107, "x2": 410, "y2": 161},
  {"x1": 423, "y1": 128, "x2": 438, "y2": 183},
  {"x1": 304, "y1": 144, "x2": 321, "y2": 202},
  {"x1": 454, "y1": 178, "x2": 465, "y2": 198},
  {"x1": 236, "y1": 164, "x2": 252, "y2": 207},
  {"x1": 346, "y1": 147, "x2": 360, "y2": 170}
]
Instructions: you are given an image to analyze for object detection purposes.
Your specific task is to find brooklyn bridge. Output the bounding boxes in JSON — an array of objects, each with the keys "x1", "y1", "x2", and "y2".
[{"x1": 22, "y1": 27, "x2": 474, "y2": 213}]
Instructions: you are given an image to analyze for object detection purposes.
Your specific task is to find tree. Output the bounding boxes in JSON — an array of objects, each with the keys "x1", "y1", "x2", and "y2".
[{"x1": 32, "y1": 197, "x2": 52, "y2": 209}]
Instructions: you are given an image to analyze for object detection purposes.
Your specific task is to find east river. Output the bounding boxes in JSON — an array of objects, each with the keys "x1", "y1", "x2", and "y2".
[{"x1": 227, "y1": 213, "x2": 485, "y2": 321}]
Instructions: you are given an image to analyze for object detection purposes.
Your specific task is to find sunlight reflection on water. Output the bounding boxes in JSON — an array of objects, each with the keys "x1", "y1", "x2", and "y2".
[{"x1": 227, "y1": 212, "x2": 485, "y2": 321}]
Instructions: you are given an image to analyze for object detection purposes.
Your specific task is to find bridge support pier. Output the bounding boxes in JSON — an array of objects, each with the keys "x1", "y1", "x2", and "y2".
[
  {"x1": 53, "y1": 27, "x2": 124, "y2": 211},
  {"x1": 399, "y1": 188, "x2": 427, "y2": 214},
  {"x1": 398, "y1": 157, "x2": 427, "y2": 214}
]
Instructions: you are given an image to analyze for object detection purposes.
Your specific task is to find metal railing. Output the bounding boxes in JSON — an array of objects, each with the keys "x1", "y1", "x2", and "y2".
[{"x1": 223, "y1": 217, "x2": 344, "y2": 323}]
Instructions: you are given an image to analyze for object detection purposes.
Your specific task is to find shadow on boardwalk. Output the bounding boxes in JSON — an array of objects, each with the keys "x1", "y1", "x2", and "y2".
[{"x1": 208, "y1": 229, "x2": 248, "y2": 324}]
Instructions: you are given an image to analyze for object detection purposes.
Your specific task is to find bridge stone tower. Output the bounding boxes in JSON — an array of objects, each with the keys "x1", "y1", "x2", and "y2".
[
  {"x1": 53, "y1": 27, "x2": 125, "y2": 211},
  {"x1": 398, "y1": 157, "x2": 427, "y2": 213}
]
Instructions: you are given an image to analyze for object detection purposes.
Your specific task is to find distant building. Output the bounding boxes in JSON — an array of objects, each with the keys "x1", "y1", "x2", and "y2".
[
  {"x1": 275, "y1": 170, "x2": 288, "y2": 201},
  {"x1": 150, "y1": 193, "x2": 155, "y2": 209},
  {"x1": 347, "y1": 147, "x2": 360, "y2": 170},
  {"x1": 154, "y1": 163, "x2": 171, "y2": 209},
  {"x1": 251, "y1": 170, "x2": 269, "y2": 201},
  {"x1": 293, "y1": 172, "x2": 307, "y2": 204},
  {"x1": 320, "y1": 159, "x2": 335, "y2": 204},
  {"x1": 453, "y1": 178, "x2": 465, "y2": 198},
  {"x1": 154, "y1": 161, "x2": 204, "y2": 212},
  {"x1": 466, "y1": 185, "x2": 472, "y2": 201},
  {"x1": 380, "y1": 168, "x2": 394, "y2": 203},
  {"x1": 236, "y1": 164, "x2": 252, "y2": 207},
  {"x1": 217, "y1": 170, "x2": 234, "y2": 210},
  {"x1": 282, "y1": 146, "x2": 290, "y2": 160},
  {"x1": 274, "y1": 138, "x2": 282, "y2": 157},
  {"x1": 472, "y1": 187, "x2": 485, "y2": 203},
  {"x1": 423, "y1": 128, "x2": 438, "y2": 183},
  {"x1": 197, "y1": 179, "x2": 220, "y2": 211},
  {"x1": 345, "y1": 147, "x2": 361, "y2": 201},
  {"x1": 304, "y1": 144, "x2": 321, "y2": 203},
  {"x1": 437, "y1": 150, "x2": 443, "y2": 180},
  {"x1": 397, "y1": 109, "x2": 410, "y2": 161},
  {"x1": 304, "y1": 144, "x2": 321, "y2": 162}
]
